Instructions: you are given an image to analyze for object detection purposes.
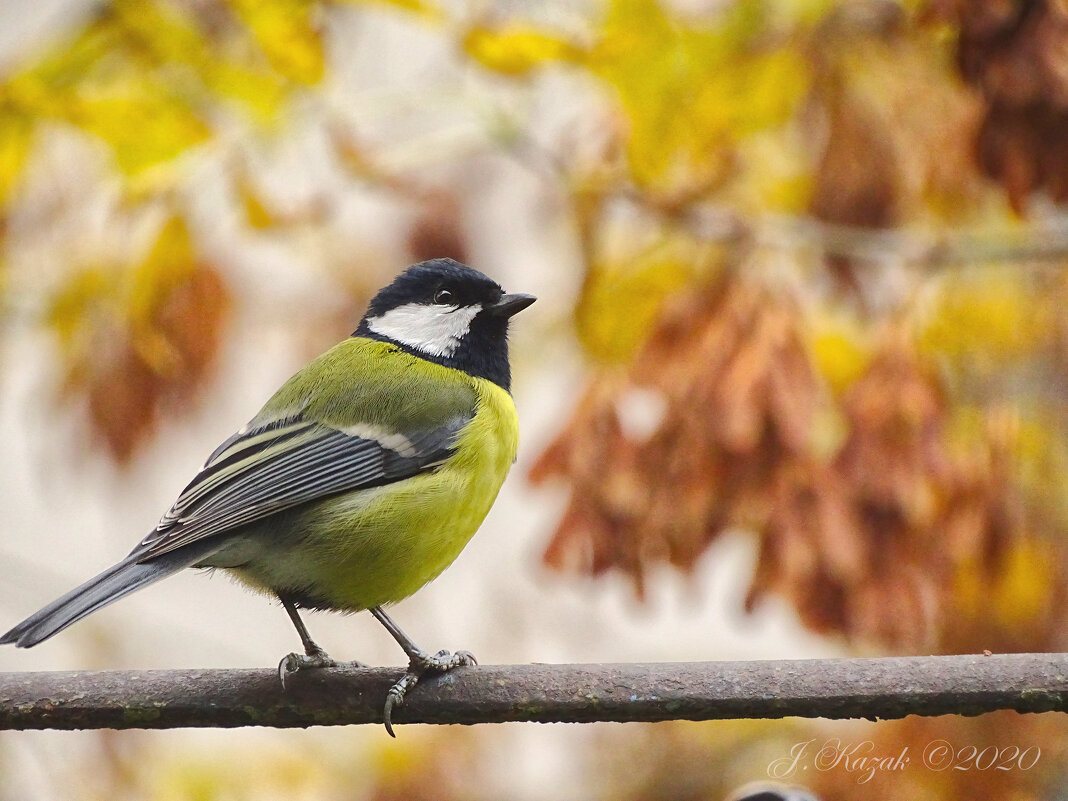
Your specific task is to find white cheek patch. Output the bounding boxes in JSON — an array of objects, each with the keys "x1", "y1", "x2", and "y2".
[{"x1": 366, "y1": 302, "x2": 481, "y2": 358}]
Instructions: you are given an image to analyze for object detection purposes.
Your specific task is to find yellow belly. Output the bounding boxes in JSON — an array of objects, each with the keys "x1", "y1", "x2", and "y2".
[{"x1": 227, "y1": 377, "x2": 519, "y2": 610}]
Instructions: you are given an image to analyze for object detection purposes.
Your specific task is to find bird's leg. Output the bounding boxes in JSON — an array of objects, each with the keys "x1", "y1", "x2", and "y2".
[
  {"x1": 370, "y1": 606, "x2": 476, "y2": 737},
  {"x1": 277, "y1": 597, "x2": 337, "y2": 688}
]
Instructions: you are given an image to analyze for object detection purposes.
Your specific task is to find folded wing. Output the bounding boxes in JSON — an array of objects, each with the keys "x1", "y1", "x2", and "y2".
[{"x1": 135, "y1": 412, "x2": 472, "y2": 562}]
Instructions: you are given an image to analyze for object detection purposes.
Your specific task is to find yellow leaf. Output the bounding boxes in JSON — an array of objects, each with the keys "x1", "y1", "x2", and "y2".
[
  {"x1": 130, "y1": 215, "x2": 197, "y2": 315},
  {"x1": 808, "y1": 314, "x2": 871, "y2": 396},
  {"x1": 202, "y1": 61, "x2": 288, "y2": 123},
  {"x1": 575, "y1": 247, "x2": 697, "y2": 363},
  {"x1": 0, "y1": 110, "x2": 33, "y2": 206},
  {"x1": 3, "y1": 5, "x2": 281, "y2": 166},
  {"x1": 72, "y1": 80, "x2": 211, "y2": 174},
  {"x1": 237, "y1": 173, "x2": 279, "y2": 229},
  {"x1": 112, "y1": 0, "x2": 210, "y2": 69},
  {"x1": 29, "y1": 28, "x2": 215, "y2": 177},
  {"x1": 1006, "y1": 413, "x2": 1068, "y2": 530},
  {"x1": 227, "y1": 0, "x2": 325, "y2": 85},
  {"x1": 111, "y1": 0, "x2": 287, "y2": 123},
  {"x1": 126, "y1": 216, "x2": 198, "y2": 374},
  {"x1": 4, "y1": 20, "x2": 116, "y2": 117},
  {"x1": 992, "y1": 542, "x2": 1055, "y2": 631},
  {"x1": 918, "y1": 269, "x2": 1049, "y2": 372},
  {"x1": 463, "y1": 25, "x2": 584, "y2": 76},
  {"x1": 47, "y1": 266, "x2": 119, "y2": 351},
  {"x1": 589, "y1": 0, "x2": 809, "y2": 193}
]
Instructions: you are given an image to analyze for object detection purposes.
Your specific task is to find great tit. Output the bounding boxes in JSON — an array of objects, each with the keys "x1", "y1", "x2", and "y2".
[{"x1": 1, "y1": 258, "x2": 535, "y2": 735}]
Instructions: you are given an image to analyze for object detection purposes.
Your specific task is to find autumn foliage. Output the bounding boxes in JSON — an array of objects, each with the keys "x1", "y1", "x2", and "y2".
[
  {"x1": 531, "y1": 263, "x2": 1061, "y2": 654},
  {"x1": 48, "y1": 217, "x2": 230, "y2": 460},
  {"x1": 518, "y1": 1, "x2": 1068, "y2": 664}
]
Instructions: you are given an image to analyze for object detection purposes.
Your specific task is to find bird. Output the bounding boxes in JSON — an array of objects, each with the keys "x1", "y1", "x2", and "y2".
[{"x1": 1, "y1": 258, "x2": 535, "y2": 735}]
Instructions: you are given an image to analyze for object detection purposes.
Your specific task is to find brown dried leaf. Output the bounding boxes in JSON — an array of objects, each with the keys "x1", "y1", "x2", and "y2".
[
  {"x1": 810, "y1": 84, "x2": 901, "y2": 229},
  {"x1": 534, "y1": 272, "x2": 1046, "y2": 652},
  {"x1": 935, "y1": 0, "x2": 1068, "y2": 210},
  {"x1": 407, "y1": 192, "x2": 469, "y2": 265},
  {"x1": 85, "y1": 339, "x2": 162, "y2": 463},
  {"x1": 47, "y1": 217, "x2": 231, "y2": 462},
  {"x1": 532, "y1": 273, "x2": 822, "y2": 596}
]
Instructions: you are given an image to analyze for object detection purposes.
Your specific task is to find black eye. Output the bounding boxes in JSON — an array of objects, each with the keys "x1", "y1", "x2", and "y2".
[{"x1": 433, "y1": 288, "x2": 456, "y2": 305}]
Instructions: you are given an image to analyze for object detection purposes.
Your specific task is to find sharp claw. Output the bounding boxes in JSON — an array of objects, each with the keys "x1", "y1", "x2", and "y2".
[
  {"x1": 278, "y1": 653, "x2": 298, "y2": 689},
  {"x1": 277, "y1": 650, "x2": 337, "y2": 691},
  {"x1": 380, "y1": 648, "x2": 476, "y2": 736},
  {"x1": 383, "y1": 687, "x2": 403, "y2": 738},
  {"x1": 381, "y1": 667, "x2": 423, "y2": 736}
]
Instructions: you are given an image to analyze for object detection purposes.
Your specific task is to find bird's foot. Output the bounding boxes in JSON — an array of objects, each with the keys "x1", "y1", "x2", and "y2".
[
  {"x1": 383, "y1": 648, "x2": 476, "y2": 737},
  {"x1": 278, "y1": 645, "x2": 337, "y2": 689}
]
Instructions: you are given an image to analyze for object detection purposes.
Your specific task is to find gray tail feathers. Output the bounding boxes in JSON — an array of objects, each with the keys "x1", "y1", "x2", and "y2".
[{"x1": 1, "y1": 542, "x2": 221, "y2": 648}]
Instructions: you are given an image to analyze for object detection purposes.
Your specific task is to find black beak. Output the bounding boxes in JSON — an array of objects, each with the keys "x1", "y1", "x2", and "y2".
[{"x1": 487, "y1": 293, "x2": 537, "y2": 318}]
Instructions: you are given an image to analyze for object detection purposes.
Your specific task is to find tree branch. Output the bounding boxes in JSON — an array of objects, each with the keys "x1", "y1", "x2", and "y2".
[
  {"x1": 676, "y1": 205, "x2": 1068, "y2": 267},
  {"x1": 1, "y1": 653, "x2": 1065, "y2": 731}
]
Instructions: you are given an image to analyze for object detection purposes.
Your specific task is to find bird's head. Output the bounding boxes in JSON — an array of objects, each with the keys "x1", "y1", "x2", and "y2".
[{"x1": 355, "y1": 258, "x2": 536, "y2": 390}]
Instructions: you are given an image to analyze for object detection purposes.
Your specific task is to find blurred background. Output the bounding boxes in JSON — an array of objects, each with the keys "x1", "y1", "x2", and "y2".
[{"x1": 1, "y1": 0, "x2": 1068, "y2": 798}]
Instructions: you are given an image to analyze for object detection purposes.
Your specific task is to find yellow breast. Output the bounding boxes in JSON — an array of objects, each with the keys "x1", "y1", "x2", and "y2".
[{"x1": 243, "y1": 376, "x2": 520, "y2": 610}]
